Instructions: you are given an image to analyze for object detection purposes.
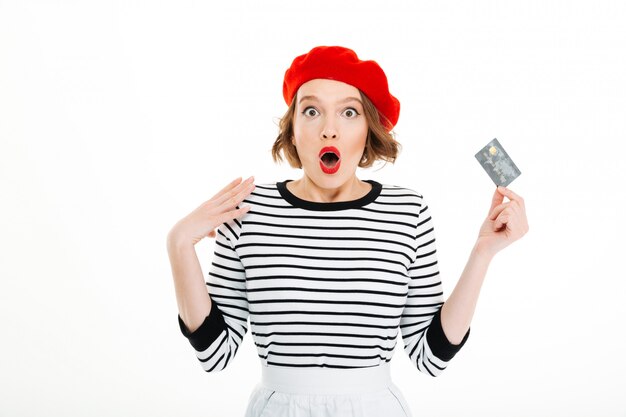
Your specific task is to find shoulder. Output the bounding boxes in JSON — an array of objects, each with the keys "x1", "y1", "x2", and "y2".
[
  {"x1": 218, "y1": 182, "x2": 283, "y2": 241},
  {"x1": 243, "y1": 182, "x2": 284, "y2": 206},
  {"x1": 374, "y1": 182, "x2": 434, "y2": 224},
  {"x1": 377, "y1": 182, "x2": 427, "y2": 205}
]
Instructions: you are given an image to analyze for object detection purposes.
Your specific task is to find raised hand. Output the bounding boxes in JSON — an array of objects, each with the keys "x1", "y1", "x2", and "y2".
[{"x1": 167, "y1": 176, "x2": 255, "y2": 247}]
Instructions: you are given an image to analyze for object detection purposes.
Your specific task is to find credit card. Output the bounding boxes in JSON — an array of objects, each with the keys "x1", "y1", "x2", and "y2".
[{"x1": 474, "y1": 138, "x2": 521, "y2": 187}]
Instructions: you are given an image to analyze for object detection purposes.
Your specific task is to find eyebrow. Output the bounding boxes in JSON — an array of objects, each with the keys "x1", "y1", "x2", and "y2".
[{"x1": 298, "y1": 95, "x2": 363, "y2": 106}]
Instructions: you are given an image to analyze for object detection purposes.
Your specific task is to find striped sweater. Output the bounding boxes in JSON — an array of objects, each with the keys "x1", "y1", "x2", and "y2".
[{"x1": 178, "y1": 179, "x2": 470, "y2": 377}]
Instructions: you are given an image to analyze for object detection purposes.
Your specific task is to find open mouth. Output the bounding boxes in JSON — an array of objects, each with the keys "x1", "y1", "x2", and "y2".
[
  {"x1": 321, "y1": 152, "x2": 340, "y2": 167},
  {"x1": 319, "y1": 147, "x2": 341, "y2": 174}
]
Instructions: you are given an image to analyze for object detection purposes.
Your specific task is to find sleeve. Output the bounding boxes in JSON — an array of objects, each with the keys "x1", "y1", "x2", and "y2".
[
  {"x1": 177, "y1": 218, "x2": 249, "y2": 372},
  {"x1": 400, "y1": 196, "x2": 470, "y2": 377}
]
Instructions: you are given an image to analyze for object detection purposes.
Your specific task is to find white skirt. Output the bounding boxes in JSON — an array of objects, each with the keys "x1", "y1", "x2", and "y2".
[{"x1": 244, "y1": 362, "x2": 413, "y2": 417}]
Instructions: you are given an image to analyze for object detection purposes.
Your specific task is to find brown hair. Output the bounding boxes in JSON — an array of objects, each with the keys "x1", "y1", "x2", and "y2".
[{"x1": 271, "y1": 90, "x2": 401, "y2": 169}]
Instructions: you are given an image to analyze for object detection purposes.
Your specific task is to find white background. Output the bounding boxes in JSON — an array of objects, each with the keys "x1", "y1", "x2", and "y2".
[{"x1": 1, "y1": 1, "x2": 625, "y2": 416}]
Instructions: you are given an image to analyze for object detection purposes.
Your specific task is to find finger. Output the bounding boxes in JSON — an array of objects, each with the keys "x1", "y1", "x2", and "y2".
[
  {"x1": 489, "y1": 201, "x2": 510, "y2": 221},
  {"x1": 217, "y1": 181, "x2": 255, "y2": 212},
  {"x1": 489, "y1": 187, "x2": 505, "y2": 214},
  {"x1": 215, "y1": 203, "x2": 252, "y2": 226},
  {"x1": 497, "y1": 186, "x2": 525, "y2": 206},
  {"x1": 501, "y1": 209, "x2": 529, "y2": 236},
  {"x1": 213, "y1": 176, "x2": 255, "y2": 207},
  {"x1": 493, "y1": 211, "x2": 510, "y2": 231},
  {"x1": 209, "y1": 177, "x2": 244, "y2": 202},
  {"x1": 205, "y1": 204, "x2": 247, "y2": 239}
]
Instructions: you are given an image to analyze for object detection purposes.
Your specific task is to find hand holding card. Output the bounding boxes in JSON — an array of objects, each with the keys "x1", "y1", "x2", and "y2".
[
  {"x1": 473, "y1": 138, "x2": 528, "y2": 258},
  {"x1": 475, "y1": 138, "x2": 521, "y2": 187}
]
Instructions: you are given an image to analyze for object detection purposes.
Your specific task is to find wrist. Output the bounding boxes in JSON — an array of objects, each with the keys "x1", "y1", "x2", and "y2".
[
  {"x1": 472, "y1": 240, "x2": 496, "y2": 263},
  {"x1": 166, "y1": 230, "x2": 195, "y2": 251}
]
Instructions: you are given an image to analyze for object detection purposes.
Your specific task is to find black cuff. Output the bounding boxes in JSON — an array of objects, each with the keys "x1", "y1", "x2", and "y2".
[
  {"x1": 178, "y1": 299, "x2": 227, "y2": 352},
  {"x1": 426, "y1": 307, "x2": 470, "y2": 362}
]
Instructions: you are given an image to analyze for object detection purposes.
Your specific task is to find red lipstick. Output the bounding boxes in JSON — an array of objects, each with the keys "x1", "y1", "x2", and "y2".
[{"x1": 319, "y1": 146, "x2": 341, "y2": 174}]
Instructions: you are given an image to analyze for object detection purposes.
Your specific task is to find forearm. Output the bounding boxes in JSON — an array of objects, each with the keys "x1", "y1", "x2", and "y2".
[
  {"x1": 440, "y1": 243, "x2": 494, "y2": 345},
  {"x1": 166, "y1": 234, "x2": 212, "y2": 333}
]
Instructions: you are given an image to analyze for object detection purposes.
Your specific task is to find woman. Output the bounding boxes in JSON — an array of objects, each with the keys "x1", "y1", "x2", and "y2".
[{"x1": 166, "y1": 46, "x2": 529, "y2": 417}]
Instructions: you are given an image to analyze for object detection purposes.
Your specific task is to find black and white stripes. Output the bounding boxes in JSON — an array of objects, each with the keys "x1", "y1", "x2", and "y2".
[{"x1": 178, "y1": 180, "x2": 469, "y2": 376}]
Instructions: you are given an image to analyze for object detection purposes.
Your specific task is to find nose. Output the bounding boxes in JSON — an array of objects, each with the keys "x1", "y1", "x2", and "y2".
[{"x1": 321, "y1": 119, "x2": 338, "y2": 140}]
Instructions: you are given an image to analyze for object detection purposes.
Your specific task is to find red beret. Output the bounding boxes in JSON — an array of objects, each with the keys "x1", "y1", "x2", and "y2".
[{"x1": 283, "y1": 46, "x2": 400, "y2": 131}]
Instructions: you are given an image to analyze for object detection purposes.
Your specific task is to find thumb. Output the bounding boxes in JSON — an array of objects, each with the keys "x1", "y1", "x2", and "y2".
[{"x1": 488, "y1": 187, "x2": 505, "y2": 215}]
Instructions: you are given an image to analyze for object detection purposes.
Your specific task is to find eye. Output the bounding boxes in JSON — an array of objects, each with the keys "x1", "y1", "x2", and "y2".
[
  {"x1": 342, "y1": 107, "x2": 360, "y2": 118},
  {"x1": 302, "y1": 106, "x2": 319, "y2": 117}
]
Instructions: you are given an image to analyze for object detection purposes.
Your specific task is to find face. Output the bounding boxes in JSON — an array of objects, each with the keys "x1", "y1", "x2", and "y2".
[{"x1": 292, "y1": 79, "x2": 368, "y2": 189}]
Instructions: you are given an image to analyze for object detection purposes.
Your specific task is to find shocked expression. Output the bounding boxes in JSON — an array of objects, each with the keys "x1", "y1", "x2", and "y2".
[{"x1": 292, "y1": 79, "x2": 368, "y2": 186}]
